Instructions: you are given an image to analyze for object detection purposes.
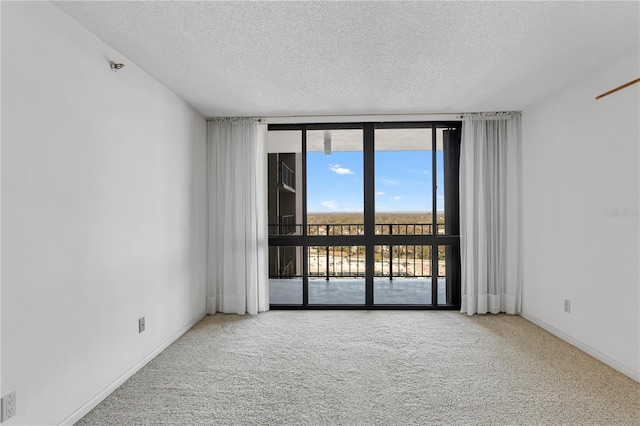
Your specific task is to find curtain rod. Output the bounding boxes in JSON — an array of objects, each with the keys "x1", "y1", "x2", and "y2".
[
  {"x1": 258, "y1": 112, "x2": 464, "y2": 124},
  {"x1": 206, "y1": 112, "x2": 520, "y2": 124}
]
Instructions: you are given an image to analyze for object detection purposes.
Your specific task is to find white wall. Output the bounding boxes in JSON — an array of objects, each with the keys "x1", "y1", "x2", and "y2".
[
  {"x1": 1, "y1": 2, "x2": 208, "y2": 424},
  {"x1": 521, "y1": 50, "x2": 639, "y2": 380}
]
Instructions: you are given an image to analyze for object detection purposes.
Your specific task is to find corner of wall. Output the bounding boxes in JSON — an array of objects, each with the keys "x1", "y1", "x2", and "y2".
[
  {"x1": 521, "y1": 49, "x2": 640, "y2": 380},
  {"x1": 1, "y1": 2, "x2": 209, "y2": 424}
]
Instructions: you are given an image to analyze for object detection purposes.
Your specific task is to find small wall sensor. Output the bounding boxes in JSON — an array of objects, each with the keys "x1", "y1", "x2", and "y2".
[{"x1": 110, "y1": 61, "x2": 125, "y2": 71}]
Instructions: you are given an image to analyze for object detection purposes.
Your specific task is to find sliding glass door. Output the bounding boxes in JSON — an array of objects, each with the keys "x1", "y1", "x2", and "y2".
[
  {"x1": 267, "y1": 122, "x2": 461, "y2": 309},
  {"x1": 306, "y1": 129, "x2": 365, "y2": 304}
]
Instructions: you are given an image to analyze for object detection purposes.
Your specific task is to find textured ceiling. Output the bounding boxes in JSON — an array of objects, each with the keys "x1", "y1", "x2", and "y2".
[{"x1": 53, "y1": 1, "x2": 640, "y2": 118}]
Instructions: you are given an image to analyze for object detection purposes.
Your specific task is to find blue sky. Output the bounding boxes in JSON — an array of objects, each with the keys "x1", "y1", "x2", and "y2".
[{"x1": 306, "y1": 151, "x2": 444, "y2": 213}]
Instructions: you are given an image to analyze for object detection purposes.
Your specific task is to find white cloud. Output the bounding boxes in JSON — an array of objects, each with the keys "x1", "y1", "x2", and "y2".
[
  {"x1": 377, "y1": 177, "x2": 397, "y2": 185},
  {"x1": 329, "y1": 164, "x2": 354, "y2": 175},
  {"x1": 393, "y1": 196, "x2": 402, "y2": 200},
  {"x1": 400, "y1": 167, "x2": 430, "y2": 175},
  {"x1": 321, "y1": 200, "x2": 338, "y2": 211},
  {"x1": 376, "y1": 192, "x2": 385, "y2": 195}
]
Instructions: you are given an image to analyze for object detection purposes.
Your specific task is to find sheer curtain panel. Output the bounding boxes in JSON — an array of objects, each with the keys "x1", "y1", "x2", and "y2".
[
  {"x1": 460, "y1": 112, "x2": 522, "y2": 315},
  {"x1": 207, "y1": 118, "x2": 269, "y2": 315}
]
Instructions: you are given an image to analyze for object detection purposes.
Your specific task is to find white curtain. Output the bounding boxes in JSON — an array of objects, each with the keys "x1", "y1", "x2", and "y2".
[
  {"x1": 207, "y1": 117, "x2": 269, "y2": 315},
  {"x1": 460, "y1": 112, "x2": 522, "y2": 315}
]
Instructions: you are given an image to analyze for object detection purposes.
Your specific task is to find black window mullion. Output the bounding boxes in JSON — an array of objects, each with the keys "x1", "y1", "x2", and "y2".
[
  {"x1": 364, "y1": 123, "x2": 375, "y2": 307},
  {"x1": 432, "y1": 123, "x2": 438, "y2": 236},
  {"x1": 432, "y1": 244, "x2": 439, "y2": 306},
  {"x1": 431, "y1": 124, "x2": 438, "y2": 306},
  {"x1": 443, "y1": 127, "x2": 462, "y2": 305},
  {"x1": 302, "y1": 125, "x2": 309, "y2": 306}
]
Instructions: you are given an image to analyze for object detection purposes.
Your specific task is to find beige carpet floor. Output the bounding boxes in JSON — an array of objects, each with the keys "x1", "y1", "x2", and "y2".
[{"x1": 77, "y1": 311, "x2": 639, "y2": 425}]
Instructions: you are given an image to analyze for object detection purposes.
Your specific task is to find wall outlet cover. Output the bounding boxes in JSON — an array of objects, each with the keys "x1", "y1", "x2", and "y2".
[
  {"x1": 139, "y1": 316, "x2": 146, "y2": 333},
  {"x1": 564, "y1": 299, "x2": 571, "y2": 313},
  {"x1": 1, "y1": 391, "x2": 16, "y2": 422}
]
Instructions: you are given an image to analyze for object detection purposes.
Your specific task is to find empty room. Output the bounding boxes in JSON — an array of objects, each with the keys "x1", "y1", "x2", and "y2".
[{"x1": 1, "y1": 1, "x2": 638, "y2": 425}]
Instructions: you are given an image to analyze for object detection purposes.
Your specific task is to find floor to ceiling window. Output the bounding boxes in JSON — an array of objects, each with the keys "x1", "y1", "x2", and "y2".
[{"x1": 267, "y1": 122, "x2": 461, "y2": 309}]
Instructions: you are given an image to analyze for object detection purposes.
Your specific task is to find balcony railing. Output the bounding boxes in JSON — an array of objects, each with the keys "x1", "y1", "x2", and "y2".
[
  {"x1": 278, "y1": 162, "x2": 295, "y2": 190},
  {"x1": 269, "y1": 222, "x2": 449, "y2": 280},
  {"x1": 376, "y1": 223, "x2": 436, "y2": 235},
  {"x1": 270, "y1": 246, "x2": 298, "y2": 278},
  {"x1": 278, "y1": 215, "x2": 296, "y2": 235},
  {"x1": 307, "y1": 223, "x2": 364, "y2": 236},
  {"x1": 270, "y1": 223, "x2": 444, "y2": 236},
  {"x1": 307, "y1": 223, "x2": 440, "y2": 236},
  {"x1": 307, "y1": 245, "x2": 442, "y2": 280}
]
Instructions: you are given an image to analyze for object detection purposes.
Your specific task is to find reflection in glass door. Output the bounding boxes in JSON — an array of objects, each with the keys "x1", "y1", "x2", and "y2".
[{"x1": 266, "y1": 131, "x2": 304, "y2": 305}]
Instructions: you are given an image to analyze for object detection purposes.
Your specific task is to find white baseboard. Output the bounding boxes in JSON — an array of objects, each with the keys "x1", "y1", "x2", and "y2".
[
  {"x1": 59, "y1": 311, "x2": 207, "y2": 425},
  {"x1": 520, "y1": 311, "x2": 639, "y2": 382}
]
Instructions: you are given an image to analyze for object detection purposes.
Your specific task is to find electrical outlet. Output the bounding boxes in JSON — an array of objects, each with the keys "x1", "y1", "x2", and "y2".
[
  {"x1": 1, "y1": 391, "x2": 16, "y2": 422},
  {"x1": 139, "y1": 316, "x2": 146, "y2": 333},
  {"x1": 564, "y1": 299, "x2": 571, "y2": 313}
]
